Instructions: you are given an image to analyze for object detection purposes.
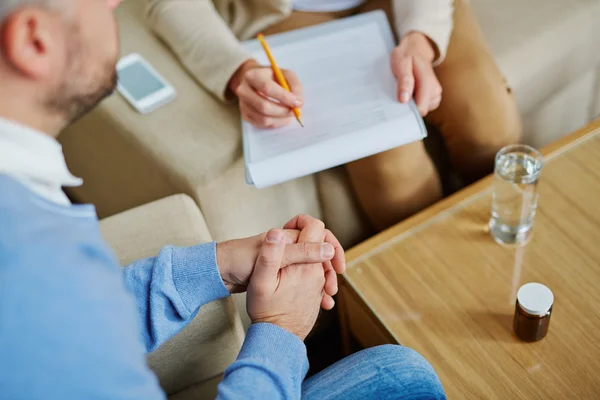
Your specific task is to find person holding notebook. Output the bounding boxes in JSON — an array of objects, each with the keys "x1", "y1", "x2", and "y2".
[
  {"x1": 0, "y1": 0, "x2": 446, "y2": 399},
  {"x1": 147, "y1": 0, "x2": 522, "y2": 230}
]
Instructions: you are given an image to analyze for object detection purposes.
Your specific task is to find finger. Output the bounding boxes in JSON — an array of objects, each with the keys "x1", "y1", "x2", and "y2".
[
  {"x1": 266, "y1": 229, "x2": 316, "y2": 245},
  {"x1": 281, "y1": 229, "x2": 300, "y2": 244},
  {"x1": 256, "y1": 229, "x2": 298, "y2": 248},
  {"x1": 413, "y1": 59, "x2": 434, "y2": 116},
  {"x1": 240, "y1": 102, "x2": 271, "y2": 128},
  {"x1": 320, "y1": 235, "x2": 338, "y2": 296},
  {"x1": 393, "y1": 55, "x2": 414, "y2": 103},
  {"x1": 323, "y1": 229, "x2": 346, "y2": 274},
  {"x1": 252, "y1": 229, "x2": 285, "y2": 291},
  {"x1": 282, "y1": 215, "x2": 301, "y2": 230},
  {"x1": 321, "y1": 294, "x2": 335, "y2": 311},
  {"x1": 242, "y1": 100, "x2": 292, "y2": 126},
  {"x1": 284, "y1": 216, "x2": 329, "y2": 291},
  {"x1": 283, "y1": 214, "x2": 324, "y2": 237},
  {"x1": 284, "y1": 215, "x2": 345, "y2": 276},
  {"x1": 281, "y1": 242, "x2": 334, "y2": 267},
  {"x1": 283, "y1": 69, "x2": 304, "y2": 100},
  {"x1": 240, "y1": 102, "x2": 291, "y2": 129},
  {"x1": 247, "y1": 69, "x2": 302, "y2": 109},
  {"x1": 238, "y1": 83, "x2": 294, "y2": 118},
  {"x1": 269, "y1": 116, "x2": 296, "y2": 129},
  {"x1": 242, "y1": 98, "x2": 294, "y2": 126},
  {"x1": 429, "y1": 95, "x2": 442, "y2": 111},
  {"x1": 284, "y1": 215, "x2": 325, "y2": 248},
  {"x1": 297, "y1": 219, "x2": 325, "y2": 245},
  {"x1": 323, "y1": 267, "x2": 338, "y2": 296}
]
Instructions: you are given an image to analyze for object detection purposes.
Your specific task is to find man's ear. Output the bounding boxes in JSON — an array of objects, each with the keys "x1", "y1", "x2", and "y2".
[{"x1": 1, "y1": 8, "x2": 56, "y2": 79}]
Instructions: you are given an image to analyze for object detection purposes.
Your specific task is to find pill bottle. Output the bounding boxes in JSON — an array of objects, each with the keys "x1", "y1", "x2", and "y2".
[{"x1": 513, "y1": 282, "x2": 553, "y2": 342}]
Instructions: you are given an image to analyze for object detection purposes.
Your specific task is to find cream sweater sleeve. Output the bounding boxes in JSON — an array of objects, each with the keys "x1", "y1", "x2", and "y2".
[
  {"x1": 145, "y1": 0, "x2": 252, "y2": 101},
  {"x1": 392, "y1": 0, "x2": 454, "y2": 65}
]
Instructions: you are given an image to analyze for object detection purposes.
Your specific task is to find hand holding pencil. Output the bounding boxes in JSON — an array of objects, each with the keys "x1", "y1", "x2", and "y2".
[
  {"x1": 257, "y1": 33, "x2": 303, "y2": 127},
  {"x1": 228, "y1": 36, "x2": 304, "y2": 129}
]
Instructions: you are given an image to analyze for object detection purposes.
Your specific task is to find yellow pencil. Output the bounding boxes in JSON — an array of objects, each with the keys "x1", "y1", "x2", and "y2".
[{"x1": 257, "y1": 33, "x2": 304, "y2": 127}]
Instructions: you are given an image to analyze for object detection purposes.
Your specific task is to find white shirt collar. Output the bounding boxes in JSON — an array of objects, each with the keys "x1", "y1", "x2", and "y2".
[{"x1": 0, "y1": 117, "x2": 82, "y2": 205}]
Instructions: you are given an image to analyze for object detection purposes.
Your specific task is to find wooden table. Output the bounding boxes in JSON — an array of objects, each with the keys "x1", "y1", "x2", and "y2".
[{"x1": 339, "y1": 120, "x2": 600, "y2": 399}]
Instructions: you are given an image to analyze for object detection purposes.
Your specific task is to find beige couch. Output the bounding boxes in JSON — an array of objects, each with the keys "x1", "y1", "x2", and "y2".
[
  {"x1": 100, "y1": 194, "x2": 245, "y2": 399},
  {"x1": 61, "y1": 0, "x2": 600, "y2": 248}
]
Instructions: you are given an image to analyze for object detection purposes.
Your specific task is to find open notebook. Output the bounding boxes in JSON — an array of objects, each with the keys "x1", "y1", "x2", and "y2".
[{"x1": 242, "y1": 11, "x2": 426, "y2": 188}]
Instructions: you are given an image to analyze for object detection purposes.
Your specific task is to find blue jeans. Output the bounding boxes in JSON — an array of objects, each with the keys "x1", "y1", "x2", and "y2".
[{"x1": 302, "y1": 345, "x2": 446, "y2": 399}]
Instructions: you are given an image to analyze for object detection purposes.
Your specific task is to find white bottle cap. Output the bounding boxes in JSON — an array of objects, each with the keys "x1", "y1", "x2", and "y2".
[{"x1": 517, "y1": 283, "x2": 554, "y2": 316}]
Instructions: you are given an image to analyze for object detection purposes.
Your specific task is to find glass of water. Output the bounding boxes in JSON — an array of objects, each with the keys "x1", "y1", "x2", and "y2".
[{"x1": 490, "y1": 144, "x2": 544, "y2": 245}]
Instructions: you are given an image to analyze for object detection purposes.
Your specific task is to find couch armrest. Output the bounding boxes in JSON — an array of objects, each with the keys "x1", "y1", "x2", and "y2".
[
  {"x1": 100, "y1": 194, "x2": 213, "y2": 263},
  {"x1": 99, "y1": 195, "x2": 244, "y2": 398}
]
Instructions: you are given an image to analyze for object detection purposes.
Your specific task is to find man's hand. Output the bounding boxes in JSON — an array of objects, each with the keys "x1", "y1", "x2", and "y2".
[
  {"x1": 247, "y1": 229, "x2": 327, "y2": 341},
  {"x1": 216, "y1": 229, "x2": 338, "y2": 295},
  {"x1": 229, "y1": 59, "x2": 303, "y2": 129},
  {"x1": 283, "y1": 214, "x2": 345, "y2": 311},
  {"x1": 391, "y1": 32, "x2": 442, "y2": 116}
]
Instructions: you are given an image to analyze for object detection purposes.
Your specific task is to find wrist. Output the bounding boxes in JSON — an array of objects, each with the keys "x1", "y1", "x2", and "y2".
[
  {"x1": 241, "y1": 323, "x2": 309, "y2": 380},
  {"x1": 400, "y1": 31, "x2": 437, "y2": 63},
  {"x1": 215, "y1": 241, "x2": 234, "y2": 293},
  {"x1": 228, "y1": 59, "x2": 261, "y2": 95},
  {"x1": 252, "y1": 318, "x2": 308, "y2": 341}
]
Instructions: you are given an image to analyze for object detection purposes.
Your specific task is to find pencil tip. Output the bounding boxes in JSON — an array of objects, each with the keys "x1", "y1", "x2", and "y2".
[{"x1": 297, "y1": 117, "x2": 304, "y2": 127}]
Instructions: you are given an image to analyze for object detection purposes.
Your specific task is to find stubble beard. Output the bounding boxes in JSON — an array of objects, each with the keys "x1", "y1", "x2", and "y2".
[{"x1": 45, "y1": 25, "x2": 118, "y2": 126}]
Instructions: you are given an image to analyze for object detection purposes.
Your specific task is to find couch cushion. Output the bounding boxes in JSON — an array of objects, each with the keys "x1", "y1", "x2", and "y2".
[
  {"x1": 168, "y1": 374, "x2": 223, "y2": 400},
  {"x1": 317, "y1": 167, "x2": 374, "y2": 249},
  {"x1": 471, "y1": 0, "x2": 600, "y2": 116},
  {"x1": 194, "y1": 157, "x2": 322, "y2": 243},
  {"x1": 108, "y1": 0, "x2": 242, "y2": 185}
]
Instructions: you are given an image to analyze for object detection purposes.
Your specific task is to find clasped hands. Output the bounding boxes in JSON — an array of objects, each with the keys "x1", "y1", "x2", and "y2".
[{"x1": 216, "y1": 214, "x2": 345, "y2": 340}]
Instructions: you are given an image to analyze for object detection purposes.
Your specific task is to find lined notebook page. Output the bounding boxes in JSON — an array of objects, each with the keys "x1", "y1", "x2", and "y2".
[{"x1": 242, "y1": 13, "x2": 426, "y2": 188}]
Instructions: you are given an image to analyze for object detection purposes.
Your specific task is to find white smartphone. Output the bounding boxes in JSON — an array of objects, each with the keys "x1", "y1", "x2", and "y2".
[{"x1": 116, "y1": 53, "x2": 176, "y2": 114}]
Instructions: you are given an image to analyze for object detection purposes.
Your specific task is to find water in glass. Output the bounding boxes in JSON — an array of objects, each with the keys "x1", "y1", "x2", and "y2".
[{"x1": 490, "y1": 146, "x2": 543, "y2": 245}]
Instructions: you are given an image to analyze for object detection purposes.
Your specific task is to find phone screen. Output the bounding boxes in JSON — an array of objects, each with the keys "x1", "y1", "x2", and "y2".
[{"x1": 117, "y1": 61, "x2": 166, "y2": 101}]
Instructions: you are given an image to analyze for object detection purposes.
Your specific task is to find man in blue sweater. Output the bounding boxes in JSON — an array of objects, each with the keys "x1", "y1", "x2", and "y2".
[{"x1": 0, "y1": 0, "x2": 446, "y2": 399}]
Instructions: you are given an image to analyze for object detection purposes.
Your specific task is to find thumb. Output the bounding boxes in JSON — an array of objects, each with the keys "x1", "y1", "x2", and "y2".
[
  {"x1": 251, "y1": 229, "x2": 285, "y2": 293},
  {"x1": 393, "y1": 55, "x2": 414, "y2": 103}
]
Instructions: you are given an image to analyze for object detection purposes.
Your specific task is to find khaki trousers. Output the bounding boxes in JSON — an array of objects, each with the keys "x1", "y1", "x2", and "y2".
[{"x1": 264, "y1": 0, "x2": 521, "y2": 230}]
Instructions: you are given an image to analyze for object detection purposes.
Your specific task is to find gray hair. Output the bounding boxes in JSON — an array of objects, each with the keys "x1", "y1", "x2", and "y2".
[{"x1": 0, "y1": 0, "x2": 61, "y2": 24}]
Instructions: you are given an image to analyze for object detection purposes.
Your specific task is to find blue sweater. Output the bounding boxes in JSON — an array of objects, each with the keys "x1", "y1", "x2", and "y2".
[{"x1": 0, "y1": 175, "x2": 308, "y2": 399}]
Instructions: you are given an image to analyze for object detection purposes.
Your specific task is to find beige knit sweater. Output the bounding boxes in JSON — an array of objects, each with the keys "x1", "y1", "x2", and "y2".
[{"x1": 145, "y1": 0, "x2": 453, "y2": 101}]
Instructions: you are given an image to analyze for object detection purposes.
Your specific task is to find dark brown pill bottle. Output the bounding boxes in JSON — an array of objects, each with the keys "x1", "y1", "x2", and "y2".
[{"x1": 513, "y1": 282, "x2": 554, "y2": 342}]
